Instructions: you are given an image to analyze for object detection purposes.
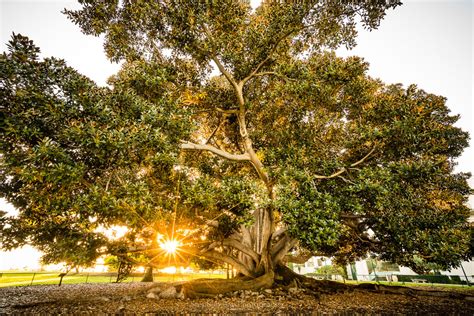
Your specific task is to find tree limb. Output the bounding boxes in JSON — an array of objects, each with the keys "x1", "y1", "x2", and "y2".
[
  {"x1": 205, "y1": 119, "x2": 222, "y2": 145},
  {"x1": 201, "y1": 250, "x2": 255, "y2": 277},
  {"x1": 350, "y1": 146, "x2": 377, "y2": 167},
  {"x1": 271, "y1": 227, "x2": 287, "y2": 241},
  {"x1": 241, "y1": 26, "x2": 300, "y2": 86},
  {"x1": 212, "y1": 56, "x2": 239, "y2": 90},
  {"x1": 272, "y1": 236, "x2": 298, "y2": 265},
  {"x1": 180, "y1": 141, "x2": 250, "y2": 161},
  {"x1": 222, "y1": 238, "x2": 260, "y2": 263},
  {"x1": 314, "y1": 145, "x2": 376, "y2": 180},
  {"x1": 215, "y1": 107, "x2": 239, "y2": 115},
  {"x1": 314, "y1": 168, "x2": 347, "y2": 179},
  {"x1": 251, "y1": 71, "x2": 296, "y2": 82}
]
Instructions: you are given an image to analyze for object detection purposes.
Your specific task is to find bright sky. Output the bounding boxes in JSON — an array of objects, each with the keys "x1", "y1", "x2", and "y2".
[{"x1": 0, "y1": 0, "x2": 473, "y2": 270}]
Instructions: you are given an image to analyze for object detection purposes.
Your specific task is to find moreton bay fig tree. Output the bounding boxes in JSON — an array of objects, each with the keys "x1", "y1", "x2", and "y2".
[{"x1": 1, "y1": 1, "x2": 472, "y2": 294}]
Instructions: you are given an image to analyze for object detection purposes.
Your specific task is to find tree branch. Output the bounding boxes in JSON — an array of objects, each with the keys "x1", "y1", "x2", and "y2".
[
  {"x1": 314, "y1": 145, "x2": 376, "y2": 180},
  {"x1": 215, "y1": 107, "x2": 239, "y2": 115},
  {"x1": 241, "y1": 26, "x2": 299, "y2": 86},
  {"x1": 222, "y1": 239, "x2": 260, "y2": 263},
  {"x1": 271, "y1": 236, "x2": 298, "y2": 265},
  {"x1": 201, "y1": 250, "x2": 255, "y2": 277},
  {"x1": 271, "y1": 227, "x2": 287, "y2": 241},
  {"x1": 205, "y1": 119, "x2": 222, "y2": 145},
  {"x1": 350, "y1": 146, "x2": 377, "y2": 167},
  {"x1": 241, "y1": 55, "x2": 275, "y2": 85},
  {"x1": 251, "y1": 71, "x2": 296, "y2": 82},
  {"x1": 180, "y1": 141, "x2": 250, "y2": 161},
  {"x1": 212, "y1": 56, "x2": 239, "y2": 90},
  {"x1": 314, "y1": 168, "x2": 347, "y2": 179}
]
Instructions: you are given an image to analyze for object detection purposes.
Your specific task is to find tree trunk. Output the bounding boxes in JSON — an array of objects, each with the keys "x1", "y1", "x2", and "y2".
[{"x1": 141, "y1": 266, "x2": 154, "y2": 282}]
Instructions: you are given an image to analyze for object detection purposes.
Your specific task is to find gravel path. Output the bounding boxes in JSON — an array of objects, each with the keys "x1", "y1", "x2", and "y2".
[{"x1": 1, "y1": 282, "x2": 473, "y2": 315}]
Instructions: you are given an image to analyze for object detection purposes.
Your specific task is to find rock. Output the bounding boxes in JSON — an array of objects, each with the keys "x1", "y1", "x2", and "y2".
[
  {"x1": 264, "y1": 289, "x2": 273, "y2": 295},
  {"x1": 288, "y1": 287, "x2": 299, "y2": 295},
  {"x1": 159, "y1": 286, "x2": 177, "y2": 299},
  {"x1": 146, "y1": 292, "x2": 158, "y2": 299},
  {"x1": 98, "y1": 296, "x2": 110, "y2": 302},
  {"x1": 176, "y1": 288, "x2": 185, "y2": 300},
  {"x1": 121, "y1": 295, "x2": 132, "y2": 302},
  {"x1": 148, "y1": 284, "x2": 168, "y2": 294},
  {"x1": 257, "y1": 294, "x2": 266, "y2": 299}
]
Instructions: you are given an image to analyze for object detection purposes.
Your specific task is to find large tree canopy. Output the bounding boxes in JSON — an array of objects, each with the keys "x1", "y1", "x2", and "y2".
[{"x1": 1, "y1": 0, "x2": 472, "y2": 288}]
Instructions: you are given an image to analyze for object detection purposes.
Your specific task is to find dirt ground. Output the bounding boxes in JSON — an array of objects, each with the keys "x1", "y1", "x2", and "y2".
[{"x1": 0, "y1": 282, "x2": 473, "y2": 315}]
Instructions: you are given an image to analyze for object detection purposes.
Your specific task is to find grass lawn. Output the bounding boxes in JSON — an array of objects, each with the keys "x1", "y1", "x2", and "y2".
[{"x1": 0, "y1": 272, "x2": 226, "y2": 287}]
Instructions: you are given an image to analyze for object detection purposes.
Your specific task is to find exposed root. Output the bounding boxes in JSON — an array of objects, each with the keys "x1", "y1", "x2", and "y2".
[
  {"x1": 146, "y1": 265, "x2": 474, "y2": 301},
  {"x1": 275, "y1": 263, "x2": 348, "y2": 294},
  {"x1": 183, "y1": 271, "x2": 274, "y2": 298}
]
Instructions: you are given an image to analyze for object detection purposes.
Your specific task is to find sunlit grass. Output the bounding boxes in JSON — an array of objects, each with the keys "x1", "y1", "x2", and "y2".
[{"x1": 0, "y1": 272, "x2": 226, "y2": 287}]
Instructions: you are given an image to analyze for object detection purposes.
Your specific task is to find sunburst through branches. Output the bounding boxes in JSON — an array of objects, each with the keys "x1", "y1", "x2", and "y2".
[{"x1": 160, "y1": 238, "x2": 181, "y2": 255}]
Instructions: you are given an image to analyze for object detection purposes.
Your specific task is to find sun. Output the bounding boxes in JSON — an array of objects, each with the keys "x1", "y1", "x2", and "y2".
[{"x1": 160, "y1": 239, "x2": 180, "y2": 255}]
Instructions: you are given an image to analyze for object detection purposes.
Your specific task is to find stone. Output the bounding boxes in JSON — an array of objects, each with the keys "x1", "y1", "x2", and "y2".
[
  {"x1": 264, "y1": 289, "x2": 273, "y2": 295},
  {"x1": 176, "y1": 288, "x2": 185, "y2": 300},
  {"x1": 288, "y1": 287, "x2": 299, "y2": 295},
  {"x1": 159, "y1": 286, "x2": 177, "y2": 299},
  {"x1": 98, "y1": 297, "x2": 110, "y2": 302},
  {"x1": 146, "y1": 292, "x2": 158, "y2": 299},
  {"x1": 148, "y1": 285, "x2": 168, "y2": 294}
]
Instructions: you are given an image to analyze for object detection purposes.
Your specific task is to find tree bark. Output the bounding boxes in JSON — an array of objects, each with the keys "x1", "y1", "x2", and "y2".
[
  {"x1": 183, "y1": 271, "x2": 274, "y2": 298},
  {"x1": 141, "y1": 266, "x2": 154, "y2": 282}
]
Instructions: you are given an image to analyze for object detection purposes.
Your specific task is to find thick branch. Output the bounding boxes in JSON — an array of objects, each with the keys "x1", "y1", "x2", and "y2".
[
  {"x1": 215, "y1": 107, "x2": 239, "y2": 115},
  {"x1": 211, "y1": 56, "x2": 239, "y2": 91},
  {"x1": 222, "y1": 239, "x2": 260, "y2": 263},
  {"x1": 180, "y1": 141, "x2": 250, "y2": 161},
  {"x1": 272, "y1": 237, "x2": 298, "y2": 265},
  {"x1": 201, "y1": 250, "x2": 255, "y2": 277},
  {"x1": 203, "y1": 238, "x2": 259, "y2": 264},
  {"x1": 271, "y1": 227, "x2": 287, "y2": 242}
]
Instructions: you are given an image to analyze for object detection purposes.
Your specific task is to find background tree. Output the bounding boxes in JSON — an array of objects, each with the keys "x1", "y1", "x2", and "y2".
[{"x1": 1, "y1": 1, "x2": 472, "y2": 295}]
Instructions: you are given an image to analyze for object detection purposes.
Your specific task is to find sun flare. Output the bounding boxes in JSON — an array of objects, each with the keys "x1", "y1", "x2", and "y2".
[{"x1": 160, "y1": 239, "x2": 180, "y2": 255}]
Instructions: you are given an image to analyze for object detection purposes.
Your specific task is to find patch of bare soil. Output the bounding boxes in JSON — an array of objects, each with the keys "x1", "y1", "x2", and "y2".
[{"x1": 0, "y1": 282, "x2": 473, "y2": 315}]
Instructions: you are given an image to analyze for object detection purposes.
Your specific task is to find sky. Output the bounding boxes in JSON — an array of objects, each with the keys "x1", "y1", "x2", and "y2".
[{"x1": 0, "y1": 0, "x2": 472, "y2": 270}]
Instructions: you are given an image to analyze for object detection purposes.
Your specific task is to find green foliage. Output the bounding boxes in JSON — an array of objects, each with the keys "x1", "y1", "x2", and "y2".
[
  {"x1": 104, "y1": 256, "x2": 120, "y2": 272},
  {"x1": 0, "y1": 33, "x2": 191, "y2": 266},
  {"x1": 316, "y1": 264, "x2": 346, "y2": 276}
]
